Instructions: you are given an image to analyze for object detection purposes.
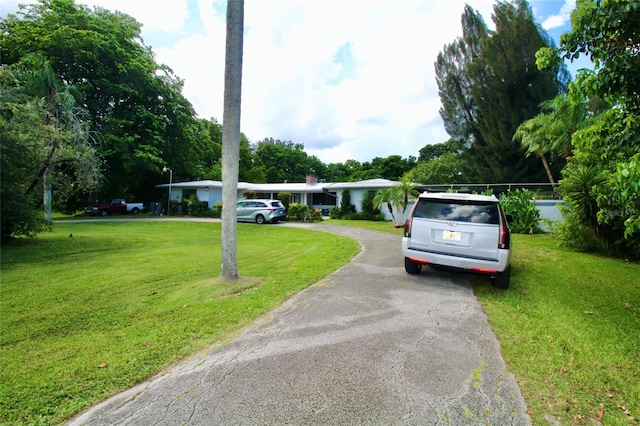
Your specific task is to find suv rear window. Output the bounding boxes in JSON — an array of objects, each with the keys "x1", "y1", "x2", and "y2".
[
  {"x1": 413, "y1": 199, "x2": 499, "y2": 225},
  {"x1": 269, "y1": 201, "x2": 284, "y2": 208}
]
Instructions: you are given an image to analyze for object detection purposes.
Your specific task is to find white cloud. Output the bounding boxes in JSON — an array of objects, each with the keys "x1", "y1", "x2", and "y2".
[
  {"x1": 75, "y1": 0, "x2": 190, "y2": 32},
  {"x1": 235, "y1": 0, "x2": 496, "y2": 163},
  {"x1": 540, "y1": 0, "x2": 574, "y2": 30},
  {"x1": 3, "y1": 0, "x2": 574, "y2": 165}
]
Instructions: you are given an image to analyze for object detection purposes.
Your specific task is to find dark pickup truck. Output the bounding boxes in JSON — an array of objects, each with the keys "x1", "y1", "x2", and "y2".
[{"x1": 85, "y1": 199, "x2": 145, "y2": 216}]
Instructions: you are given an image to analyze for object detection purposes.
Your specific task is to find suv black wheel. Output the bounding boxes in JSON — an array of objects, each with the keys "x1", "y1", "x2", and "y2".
[
  {"x1": 255, "y1": 214, "x2": 266, "y2": 224},
  {"x1": 493, "y1": 266, "x2": 510, "y2": 289},
  {"x1": 404, "y1": 257, "x2": 422, "y2": 275}
]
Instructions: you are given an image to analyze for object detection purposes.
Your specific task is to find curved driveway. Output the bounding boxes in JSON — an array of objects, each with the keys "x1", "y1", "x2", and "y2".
[{"x1": 70, "y1": 222, "x2": 530, "y2": 425}]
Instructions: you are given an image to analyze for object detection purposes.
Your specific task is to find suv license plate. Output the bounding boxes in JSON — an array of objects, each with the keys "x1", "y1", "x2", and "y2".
[{"x1": 443, "y1": 230, "x2": 461, "y2": 241}]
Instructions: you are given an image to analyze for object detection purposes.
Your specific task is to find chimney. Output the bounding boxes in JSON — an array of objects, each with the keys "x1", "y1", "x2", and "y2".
[{"x1": 306, "y1": 174, "x2": 318, "y2": 185}]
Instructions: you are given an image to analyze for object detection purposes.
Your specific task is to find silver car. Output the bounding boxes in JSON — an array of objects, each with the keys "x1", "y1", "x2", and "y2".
[
  {"x1": 402, "y1": 192, "x2": 512, "y2": 289},
  {"x1": 236, "y1": 199, "x2": 287, "y2": 224}
]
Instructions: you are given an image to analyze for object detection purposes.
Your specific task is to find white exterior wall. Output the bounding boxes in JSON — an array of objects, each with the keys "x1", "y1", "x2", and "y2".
[
  {"x1": 535, "y1": 200, "x2": 565, "y2": 231},
  {"x1": 168, "y1": 187, "x2": 229, "y2": 209},
  {"x1": 198, "y1": 188, "x2": 222, "y2": 207},
  {"x1": 337, "y1": 188, "x2": 395, "y2": 221},
  {"x1": 169, "y1": 188, "x2": 182, "y2": 204},
  {"x1": 350, "y1": 189, "x2": 367, "y2": 213}
]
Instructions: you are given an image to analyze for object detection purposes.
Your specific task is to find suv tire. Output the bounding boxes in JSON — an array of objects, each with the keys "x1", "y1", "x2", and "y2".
[
  {"x1": 404, "y1": 257, "x2": 422, "y2": 275},
  {"x1": 493, "y1": 266, "x2": 510, "y2": 289}
]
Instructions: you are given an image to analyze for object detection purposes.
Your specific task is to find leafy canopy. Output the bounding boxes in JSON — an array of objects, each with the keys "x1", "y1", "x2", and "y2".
[{"x1": 435, "y1": 0, "x2": 569, "y2": 183}]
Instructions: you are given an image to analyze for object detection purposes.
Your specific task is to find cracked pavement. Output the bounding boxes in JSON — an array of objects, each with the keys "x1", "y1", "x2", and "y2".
[{"x1": 69, "y1": 223, "x2": 530, "y2": 425}]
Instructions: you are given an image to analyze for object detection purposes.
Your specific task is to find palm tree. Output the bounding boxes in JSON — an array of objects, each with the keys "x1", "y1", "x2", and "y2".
[
  {"x1": 22, "y1": 61, "x2": 98, "y2": 222},
  {"x1": 391, "y1": 176, "x2": 419, "y2": 224},
  {"x1": 513, "y1": 116, "x2": 556, "y2": 185},
  {"x1": 513, "y1": 84, "x2": 599, "y2": 185},
  {"x1": 373, "y1": 187, "x2": 397, "y2": 223},
  {"x1": 220, "y1": 0, "x2": 244, "y2": 281}
]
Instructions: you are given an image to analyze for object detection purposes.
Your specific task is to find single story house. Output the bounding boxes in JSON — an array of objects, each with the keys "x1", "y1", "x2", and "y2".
[
  {"x1": 156, "y1": 175, "x2": 400, "y2": 220},
  {"x1": 156, "y1": 176, "x2": 566, "y2": 227}
]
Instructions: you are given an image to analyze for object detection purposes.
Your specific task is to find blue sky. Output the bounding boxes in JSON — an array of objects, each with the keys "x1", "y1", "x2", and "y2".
[{"x1": 2, "y1": 0, "x2": 588, "y2": 164}]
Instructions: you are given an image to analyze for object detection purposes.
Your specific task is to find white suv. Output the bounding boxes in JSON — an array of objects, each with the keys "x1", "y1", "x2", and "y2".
[{"x1": 402, "y1": 192, "x2": 512, "y2": 289}]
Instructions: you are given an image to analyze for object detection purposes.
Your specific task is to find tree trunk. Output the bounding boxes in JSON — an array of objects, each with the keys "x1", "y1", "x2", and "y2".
[
  {"x1": 540, "y1": 153, "x2": 555, "y2": 186},
  {"x1": 220, "y1": 0, "x2": 244, "y2": 281}
]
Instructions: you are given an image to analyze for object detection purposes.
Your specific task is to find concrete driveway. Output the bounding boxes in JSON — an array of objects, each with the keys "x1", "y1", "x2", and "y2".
[{"x1": 69, "y1": 223, "x2": 530, "y2": 425}]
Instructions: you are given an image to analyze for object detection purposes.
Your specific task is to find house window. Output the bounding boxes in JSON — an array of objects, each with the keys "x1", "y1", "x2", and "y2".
[
  {"x1": 182, "y1": 189, "x2": 196, "y2": 199},
  {"x1": 312, "y1": 192, "x2": 337, "y2": 206}
]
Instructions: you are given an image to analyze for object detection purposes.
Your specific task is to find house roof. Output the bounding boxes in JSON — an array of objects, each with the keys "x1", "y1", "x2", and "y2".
[
  {"x1": 242, "y1": 182, "x2": 326, "y2": 193},
  {"x1": 324, "y1": 179, "x2": 398, "y2": 189},
  {"x1": 156, "y1": 180, "x2": 223, "y2": 189}
]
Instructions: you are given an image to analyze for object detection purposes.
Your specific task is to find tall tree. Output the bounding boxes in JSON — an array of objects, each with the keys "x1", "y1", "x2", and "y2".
[
  {"x1": 1, "y1": 69, "x2": 52, "y2": 239},
  {"x1": 253, "y1": 138, "x2": 327, "y2": 182},
  {"x1": 534, "y1": 0, "x2": 640, "y2": 256},
  {"x1": 0, "y1": 66, "x2": 100, "y2": 238},
  {"x1": 512, "y1": 82, "x2": 605, "y2": 184},
  {"x1": 407, "y1": 152, "x2": 466, "y2": 185},
  {"x1": 1, "y1": 0, "x2": 198, "y2": 203},
  {"x1": 558, "y1": 0, "x2": 640, "y2": 112},
  {"x1": 371, "y1": 155, "x2": 416, "y2": 181},
  {"x1": 435, "y1": 0, "x2": 569, "y2": 182},
  {"x1": 220, "y1": 0, "x2": 244, "y2": 281},
  {"x1": 418, "y1": 139, "x2": 464, "y2": 162},
  {"x1": 19, "y1": 60, "x2": 100, "y2": 222},
  {"x1": 435, "y1": 6, "x2": 487, "y2": 150}
]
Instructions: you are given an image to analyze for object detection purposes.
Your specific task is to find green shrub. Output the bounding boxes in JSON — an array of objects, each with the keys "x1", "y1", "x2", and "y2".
[
  {"x1": 558, "y1": 163, "x2": 639, "y2": 257},
  {"x1": 242, "y1": 189, "x2": 256, "y2": 199},
  {"x1": 499, "y1": 189, "x2": 541, "y2": 234},
  {"x1": 287, "y1": 205, "x2": 322, "y2": 222},
  {"x1": 308, "y1": 209, "x2": 323, "y2": 222},
  {"x1": 329, "y1": 206, "x2": 342, "y2": 219},
  {"x1": 185, "y1": 195, "x2": 210, "y2": 217},
  {"x1": 330, "y1": 192, "x2": 384, "y2": 222},
  {"x1": 345, "y1": 212, "x2": 386, "y2": 221},
  {"x1": 553, "y1": 204, "x2": 601, "y2": 252},
  {"x1": 213, "y1": 201, "x2": 222, "y2": 218},
  {"x1": 277, "y1": 192, "x2": 291, "y2": 211},
  {"x1": 340, "y1": 190, "x2": 355, "y2": 216},
  {"x1": 360, "y1": 191, "x2": 377, "y2": 216},
  {"x1": 288, "y1": 203, "x2": 311, "y2": 221}
]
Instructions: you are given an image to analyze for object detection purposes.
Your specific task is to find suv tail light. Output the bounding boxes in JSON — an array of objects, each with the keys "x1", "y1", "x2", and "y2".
[
  {"x1": 498, "y1": 208, "x2": 510, "y2": 249},
  {"x1": 404, "y1": 217, "x2": 412, "y2": 237},
  {"x1": 404, "y1": 202, "x2": 419, "y2": 237}
]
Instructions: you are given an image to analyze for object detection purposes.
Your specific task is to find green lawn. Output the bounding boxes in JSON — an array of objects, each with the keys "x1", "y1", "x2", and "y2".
[
  {"x1": 471, "y1": 234, "x2": 639, "y2": 425},
  {"x1": 325, "y1": 220, "x2": 639, "y2": 424},
  {"x1": 0, "y1": 221, "x2": 360, "y2": 425},
  {"x1": 2, "y1": 220, "x2": 638, "y2": 425}
]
